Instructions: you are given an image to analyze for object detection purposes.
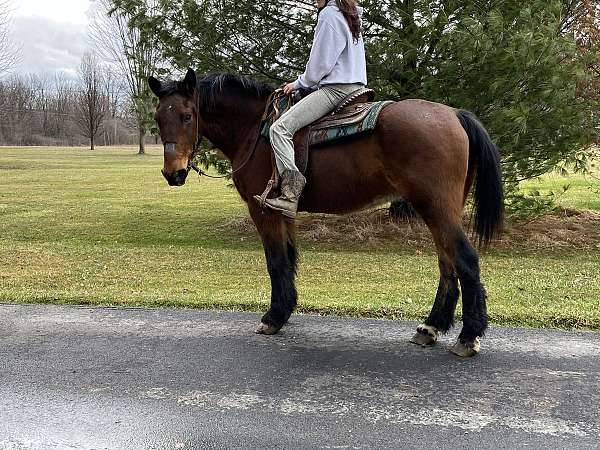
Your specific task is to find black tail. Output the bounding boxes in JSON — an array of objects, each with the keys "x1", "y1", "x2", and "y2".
[{"x1": 456, "y1": 110, "x2": 504, "y2": 247}]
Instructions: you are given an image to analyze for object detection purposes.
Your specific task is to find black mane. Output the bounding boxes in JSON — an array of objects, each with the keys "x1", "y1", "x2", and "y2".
[
  {"x1": 157, "y1": 72, "x2": 275, "y2": 115},
  {"x1": 199, "y1": 73, "x2": 274, "y2": 107}
]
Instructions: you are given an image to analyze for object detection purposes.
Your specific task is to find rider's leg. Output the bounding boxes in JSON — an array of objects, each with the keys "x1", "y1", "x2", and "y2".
[{"x1": 260, "y1": 83, "x2": 364, "y2": 218}]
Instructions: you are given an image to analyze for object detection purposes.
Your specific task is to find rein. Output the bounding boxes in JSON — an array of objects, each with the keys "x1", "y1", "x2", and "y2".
[{"x1": 187, "y1": 88, "x2": 289, "y2": 180}]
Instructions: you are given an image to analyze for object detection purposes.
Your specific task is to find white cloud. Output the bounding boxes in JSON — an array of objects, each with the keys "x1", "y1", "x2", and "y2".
[
  {"x1": 14, "y1": 0, "x2": 92, "y2": 25},
  {"x1": 2, "y1": 0, "x2": 95, "y2": 78},
  {"x1": 10, "y1": 16, "x2": 89, "y2": 78}
]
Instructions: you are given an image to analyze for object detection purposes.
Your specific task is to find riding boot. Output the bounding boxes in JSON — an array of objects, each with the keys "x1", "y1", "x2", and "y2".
[{"x1": 258, "y1": 169, "x2": 306, "y2": 218}]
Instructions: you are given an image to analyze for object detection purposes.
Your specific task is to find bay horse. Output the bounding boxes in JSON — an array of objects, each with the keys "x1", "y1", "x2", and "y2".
[{"x1": 148, "y1": 69, "x2": 504, "y2": 357}]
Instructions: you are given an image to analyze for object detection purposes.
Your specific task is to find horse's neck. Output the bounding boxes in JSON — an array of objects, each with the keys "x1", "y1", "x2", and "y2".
[{"x1": 202, "y1": 98, "x2": 268, "y2": 164}]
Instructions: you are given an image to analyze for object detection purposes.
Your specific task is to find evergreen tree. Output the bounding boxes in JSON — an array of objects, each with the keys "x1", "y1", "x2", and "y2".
[{"x1": 113, "y1": 0, "x2": 598, "y2": 210}]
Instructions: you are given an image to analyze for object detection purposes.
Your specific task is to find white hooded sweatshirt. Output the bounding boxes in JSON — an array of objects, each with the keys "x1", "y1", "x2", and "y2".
[{"x1": 292, "y1": 0, "x2": 367, "y2": 90}]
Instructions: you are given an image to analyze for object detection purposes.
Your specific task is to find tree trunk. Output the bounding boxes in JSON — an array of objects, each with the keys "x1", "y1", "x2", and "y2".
[
  {"x1": 138, "y1": 127, "x2": 145, "y2": 155},
  {"x1": 90, "y1": 135, "x2": 95, "y2": 150}
]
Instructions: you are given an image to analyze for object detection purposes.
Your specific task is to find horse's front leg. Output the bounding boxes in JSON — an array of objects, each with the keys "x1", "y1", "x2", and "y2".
[{"x1": 249, "y1": 205, "x2": 298, "y2": 335}]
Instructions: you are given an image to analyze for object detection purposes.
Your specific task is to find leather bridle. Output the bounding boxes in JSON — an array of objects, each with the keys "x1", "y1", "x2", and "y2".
[{"x1": 185, "y1": 88, "x2": 288, "y2": 180}]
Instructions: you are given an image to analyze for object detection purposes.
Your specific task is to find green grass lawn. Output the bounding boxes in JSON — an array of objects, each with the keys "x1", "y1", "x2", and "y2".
[
  {"x1": 520, "y1": 156, "x2": 600, "y2": 210},
  {"x1": 1, "y1": 146, "x2": 599, "y2": 330}
]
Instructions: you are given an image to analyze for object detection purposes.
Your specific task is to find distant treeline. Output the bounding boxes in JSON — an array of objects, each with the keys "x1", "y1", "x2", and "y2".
[{"x1": 0, "y1": 73, "x2": 145, "y2": 147}]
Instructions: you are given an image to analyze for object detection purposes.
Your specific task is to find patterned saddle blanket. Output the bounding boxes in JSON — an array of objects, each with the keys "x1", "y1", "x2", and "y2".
[
  {"x1": 260, "y1": 88, "x2": 392, "y2": 148},
  {"x1": 259, "y1": 88, "x2": 392, "y2": 174}
]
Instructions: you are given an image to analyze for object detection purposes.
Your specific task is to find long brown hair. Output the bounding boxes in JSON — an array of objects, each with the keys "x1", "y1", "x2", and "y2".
[{"x1": 335, "y1": 0, "x2": 362, "y2": 43}]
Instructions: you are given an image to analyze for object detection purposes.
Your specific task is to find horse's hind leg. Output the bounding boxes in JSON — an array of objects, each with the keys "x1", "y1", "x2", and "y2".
[
  {"x1": 411, "y1": 215, "x2": 487, "y2": 357},
  {"x1": 249, "y1": 204, "x2": 298, "y2": 335},
  {"x1": 450, "y1": 232, "x2": 488, "y2": 357},
  {"x1": 410, "y1": 256, "x2": 459, "y2": 346}
]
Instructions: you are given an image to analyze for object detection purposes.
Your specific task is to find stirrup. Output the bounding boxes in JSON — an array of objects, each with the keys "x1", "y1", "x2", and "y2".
[
  {"x1": 254, "y1": 169, "x2": 279, "y2": 209},
  {"x1": 254, "y1": 178, "x2": 277, "y2": 209}
]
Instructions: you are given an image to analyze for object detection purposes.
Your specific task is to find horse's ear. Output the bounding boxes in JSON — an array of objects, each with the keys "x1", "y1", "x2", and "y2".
[
  {"x1": 183, "y1": 68, "x2": 196, "y2": 95},
  {"x1": 148, "y1": 76, "x2": 161, "y2": 97}
]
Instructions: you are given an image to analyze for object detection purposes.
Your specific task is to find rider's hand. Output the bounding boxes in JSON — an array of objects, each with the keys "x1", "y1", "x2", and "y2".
[{"x1": 282, "y1": 82, "x2": 296, "y2": 95}]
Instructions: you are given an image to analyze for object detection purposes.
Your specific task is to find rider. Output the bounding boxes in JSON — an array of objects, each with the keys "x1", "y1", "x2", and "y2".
[{"x1": 258, "y1": 0, "x2": 367, "y2": 218}]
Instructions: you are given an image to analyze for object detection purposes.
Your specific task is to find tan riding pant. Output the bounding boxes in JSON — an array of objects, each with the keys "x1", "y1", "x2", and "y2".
[{"x1": 270, "y1": 83, "x2": 365, "y2": 174}]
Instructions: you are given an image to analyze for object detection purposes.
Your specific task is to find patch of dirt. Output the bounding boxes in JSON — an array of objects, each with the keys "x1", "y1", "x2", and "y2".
[
  {"x1": 219, "y1": 208, "x2": 600, "y2": 250},
  {"x1": 500, "y1": 209, "x2": 600, "y2": 250}
]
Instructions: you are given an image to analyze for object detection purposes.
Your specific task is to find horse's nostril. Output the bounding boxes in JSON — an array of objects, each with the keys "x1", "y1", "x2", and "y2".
[
  {"x1": 174, "y1": 170, "x2": 188, "y2": 186},
  {"x1": 162, "y1": 168, "x2": 188, "y2": 186}
]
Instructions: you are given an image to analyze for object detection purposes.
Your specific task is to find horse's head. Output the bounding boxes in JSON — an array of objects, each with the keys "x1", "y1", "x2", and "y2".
[{"x1": 148, "y1": 68, "x2": 200, "y2": 187}]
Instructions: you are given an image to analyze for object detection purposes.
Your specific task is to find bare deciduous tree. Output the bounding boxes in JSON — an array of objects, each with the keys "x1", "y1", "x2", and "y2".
[
  {"x1": 51, "y1": 73, "x2": 77, "y2": 142},
  {"x1": 74, "y1": 52, "x2": 108, "y2": 150},
  {"x1": 90, "y1": 0, "x2": 162, "y2": 154},
  {"x1": 0, "y1": 72, "x2": 139, "y2": 146},
  {"x1": 0, "y1": 0, "x2": 21, "y2": 75},
  {"x1": 101, "y1": 67, "x2": 122, "y2": 146}
]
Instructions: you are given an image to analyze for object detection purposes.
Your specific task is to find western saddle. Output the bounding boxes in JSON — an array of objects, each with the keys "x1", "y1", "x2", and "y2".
[
  {"x1": 260, "y1": 86, "x2": 392, "y2": 173},
  {"x1": 256, "y1": 86, "x2": 392, "y2": 204}
]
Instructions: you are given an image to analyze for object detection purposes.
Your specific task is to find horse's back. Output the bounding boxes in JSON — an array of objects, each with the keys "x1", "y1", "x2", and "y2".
[
  {"x1": 299, "y1": 99, "x2": 470, "y2": 215},
  {"x1": 377, "y1": 99, "x2": 468, "y2": 149},
  {"x1": 373, "y1": 98, "x2": 469, "y2": 188}
]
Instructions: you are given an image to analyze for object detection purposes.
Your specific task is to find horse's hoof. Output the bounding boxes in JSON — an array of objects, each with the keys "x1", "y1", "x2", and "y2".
[
  {"x1": 410, "y1": 324, "x2": 439, "y2": 346},
  {"x1": 450, "y1": 337, "x2": 481, "y2": 357},
  {"x1": 255, "y1": 322, "x2": 282, "y2": 335}
]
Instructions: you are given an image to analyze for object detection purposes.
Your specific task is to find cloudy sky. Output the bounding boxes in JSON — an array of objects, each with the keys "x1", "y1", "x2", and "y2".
[{"x1": 10, "y1": 0, "x2": 93, "y2": 77}]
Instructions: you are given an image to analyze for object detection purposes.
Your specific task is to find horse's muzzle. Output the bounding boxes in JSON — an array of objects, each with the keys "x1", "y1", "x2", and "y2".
[{"x1": 162, "y1": 168, "x2": 188, "y2": 186}]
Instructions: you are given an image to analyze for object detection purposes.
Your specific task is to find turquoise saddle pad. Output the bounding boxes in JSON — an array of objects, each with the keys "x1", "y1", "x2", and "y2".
[{"x1": 260, "y1": 98, "x2": 393, "y2": 147}]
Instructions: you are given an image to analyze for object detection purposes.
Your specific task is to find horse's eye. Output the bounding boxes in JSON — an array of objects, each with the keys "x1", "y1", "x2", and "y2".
[{"x1": 184, "y1": 114, "x2": 192, "y2": 123}]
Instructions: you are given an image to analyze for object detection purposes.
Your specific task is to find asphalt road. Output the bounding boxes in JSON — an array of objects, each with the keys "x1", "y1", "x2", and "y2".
[{"x1": 1, "y1": 304, "x2": 599, "y2": 450}]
